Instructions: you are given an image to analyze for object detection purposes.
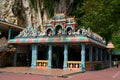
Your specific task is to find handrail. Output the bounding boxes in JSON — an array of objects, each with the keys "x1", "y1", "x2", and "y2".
[
  {"x1": 67, "y1": 61, "x2": 81, "y2": 70},
  {"x1": 67, "y1": 61, "x2": 105, "y2": 71},
  {"x1": 36, "y1": 60, "x2": 48, "y2": 69},
  {"x1": 36, "y1": 60, "x2": 110, "y2": 70},
  {"x1": 37, "y1": 60, "x2": 48, "y2": 62}
]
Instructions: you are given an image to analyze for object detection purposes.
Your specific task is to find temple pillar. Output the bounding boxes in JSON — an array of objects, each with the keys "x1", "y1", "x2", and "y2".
[
  {"x1": 95, "y1": 47, "x2": 98, "y2": 63},
  {"x1": 63, "y1": 44, "x2": 68, "y2": 70},
  {"x1": 8, "y1": 27, "x2": 11, "y2": 39},
  {"x1": 48, "y1": 45, "x2": 52, "y2": 69},
  {"x1": 89, "y1": 46, "x2": 93, "y2": 70},
  {"x1": 109, "y1": 51, "x2": 112, "y2": 67},
  {"x1": 80, "y1": 43, "x2": 86, "y2": 71},
  {"x1": 31, "y1": 44, "x2": 38, "y2": 68},
  {"x1": 100, "y1": 48, "x2": 103, "y2": 61},
  {"x1": 13, "y1": 53, "x2": 17, "y2": 66},
  {"x1": 104, "y1": 50, "x2": 107, "y2": 61}
]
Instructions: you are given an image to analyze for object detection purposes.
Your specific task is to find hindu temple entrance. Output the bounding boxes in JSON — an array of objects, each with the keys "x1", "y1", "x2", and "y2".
[{"x1": 9, "y1": 13, "x2": 107, "y2": 71}]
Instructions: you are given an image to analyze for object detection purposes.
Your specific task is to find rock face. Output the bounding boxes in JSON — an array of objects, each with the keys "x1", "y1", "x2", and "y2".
[
  {"x1": 0, "y1": 0, "x2": 17, "y2": 24},
  {"x1": 0, "y1": 0, "x2": 75, "y2": 28},
  {"x1": 0, "y1": 37, "x2": 8, "y2": 51}
]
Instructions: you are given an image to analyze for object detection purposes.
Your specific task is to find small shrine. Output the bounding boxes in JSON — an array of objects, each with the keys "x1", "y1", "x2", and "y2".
[
  {"x1": 8, "y1": 13, "x2": 108, "y2": 71},
  {"x1": 0, "y1": 19, "x2": 24, "y2": 67}
]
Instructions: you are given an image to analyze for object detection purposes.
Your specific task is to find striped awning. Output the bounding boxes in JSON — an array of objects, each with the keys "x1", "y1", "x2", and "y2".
[
  {"x1": 8, "y1": 36, "x2": 88, "y2": 44},
  {"x1": 8, "y1": 35, "x2": 106, "y2": 47}
]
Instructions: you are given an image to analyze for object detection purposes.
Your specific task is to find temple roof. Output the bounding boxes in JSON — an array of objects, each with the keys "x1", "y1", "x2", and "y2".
[
  {"x1": 8, "y1": 35, "x2": 106, "y2": 47},
  {"x1": 0, "y1": 20, "x2": 24, "y2": 30},
  {"x1": 8, "y1": 14, "x2": 106, "y2": 48},
  {"x1": 0, "y1": 20, "x2": 24, "y2": 36}
]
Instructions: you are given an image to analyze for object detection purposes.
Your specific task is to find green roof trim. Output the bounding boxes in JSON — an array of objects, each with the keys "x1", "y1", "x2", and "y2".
[{"x1": 112, "y1": 50, "x2": 120, "y2": 55}]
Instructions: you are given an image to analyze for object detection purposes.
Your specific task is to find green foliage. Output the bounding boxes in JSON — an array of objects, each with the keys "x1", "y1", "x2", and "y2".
[
  {"x1": 112, "y1": 26, "x2": 120, "y2": 50},
  {"x1": 43, "y1": 0, "x2": 54, "y2": 17},
  {"x1": 112, "y1": 36, "x2": 120, "y2": 50},
  {"x1": 70, "y1": 0, "x2": 120, "y2": 49},
  {"x1": 72, "y1": 0, "x2": 119, "y2": 40}
]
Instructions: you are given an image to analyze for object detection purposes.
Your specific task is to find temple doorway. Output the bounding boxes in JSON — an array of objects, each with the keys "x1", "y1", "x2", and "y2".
[{"x1": 52, "y1": 46, "x2": 64, "y2": 69}]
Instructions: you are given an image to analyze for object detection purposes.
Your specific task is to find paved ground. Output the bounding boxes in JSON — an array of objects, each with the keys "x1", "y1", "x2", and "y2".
[
  {"x1": 0, "y1": 67, "x2": 120, "y2": 80},
  {"x1": 0, "y1": 67, "x2": 79, "y2": 76}
]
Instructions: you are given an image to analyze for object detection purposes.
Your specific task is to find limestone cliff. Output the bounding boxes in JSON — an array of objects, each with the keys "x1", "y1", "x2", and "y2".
[{"x1": 0, "y1": 0, "x2": 17, "y2": 24}]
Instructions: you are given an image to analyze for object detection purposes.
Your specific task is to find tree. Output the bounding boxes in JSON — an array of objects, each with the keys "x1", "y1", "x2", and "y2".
[{"x1": 72, "y1": 0, "x2": 120, "y2": 44}]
